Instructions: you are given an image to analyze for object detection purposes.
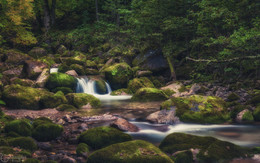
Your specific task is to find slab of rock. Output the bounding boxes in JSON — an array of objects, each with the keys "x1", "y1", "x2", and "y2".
[
  {"x1": 146, "y1": 108, "x2": 180, "y2": 124},
  {"x1": 21, "y1": 60, "x2": 48, "y2": 80},
  {"x1": 111, "y1": 118, "x2": 139, "y2": 132},
  {"x1": 36, "y1": 68, "x2": 49, "y2": 87},
  {"x1": 65, "y1": 70, "x2": 78, "y2": 77}
]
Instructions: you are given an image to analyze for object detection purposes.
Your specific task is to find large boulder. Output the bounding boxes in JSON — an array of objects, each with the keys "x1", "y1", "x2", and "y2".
[
  {"x1": 110, "y1": 118, "x2": 139, "y2": 132},
  {"x1": 21, "y1": 60, "x2": 48, "y2": 80},
  {"x1": 128, "y1": 77, "x2": 155, "y2": 93},
  {"x1": 10, "y1": 78, "x2": 35, "y2": 87},
  {"x1": 4, "y1": 119, "x2": 33, "y2": 136},
  {"x1": 78, "y1": 126, "x2": 132, "y2": 149},
  {"x1": 94, "y1": 79, "x2": 108, "y2": 94},
  {"x1": 87, "y1": 140, "x2": 173, "y2": 163},
  {"x1": 103, "y1": 63, "x2": 133, "y2": 89},
  {"x1": 39, "y1": 91, "x2": 68, "y2": 108},
  {"x1": 66, "y1": 93, "x2": 101, "y2": 109},
  {"x1": 2, "y1": 84, "x2": 52, "y2": 109},
  {"x1": 132, "y1": 50, "x2": 168, "y2": 72},
  {"x1": 45, "y1": 73, "x2": 77, "y2": 91},
  {"x1": 159, "y1": 133, "x2": 245, "y2": 163},
  {"x1": 28, "y1": 47, "x2": 47, "y2": 58},
  {"x1": 146, "y1": 109, "x2": 180, "y2": 124},
  {"x1": 131, "y1": 88, "x2": 168, "y2": 102}
]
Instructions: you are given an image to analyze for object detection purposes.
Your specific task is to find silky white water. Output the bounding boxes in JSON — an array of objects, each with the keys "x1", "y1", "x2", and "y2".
[{"x1": 50, "y1": 68, "x2": 58, "y2": 73}]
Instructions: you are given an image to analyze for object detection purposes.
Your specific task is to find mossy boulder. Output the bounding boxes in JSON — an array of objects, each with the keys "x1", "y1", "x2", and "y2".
[
  {"x1": 87, "y1": 140, "x2": 173, "y2": 163},
  {"x1": 159, "y1": 133, "x2": 245, "y2": 163},
  {"x1": 39, "y1": 91, "x2": 68, "y2": 108},
  {"x1": 4, "y1": 120, "x2": 32, "y2": 136},
  {"x1": 57, "y1": 104, "x2": 77, "y2": 111},
  {"x1": 70, "y1": 64, "x2": 85, "y2": 75},
  {"x1": 52, "y1": 87, "x2": 73, "y2": 94},
  {"x1": 32, "y1": 117, "x2": 53, "y2": 128},
  {"x1": 128, "y1": 77, "x2": 155, "y2": 93},
  {"x1": 131, "y1": 88, "x2": 168, "y2": 102},
  {"x1": 94, "y1": 80, "x2": 108, "y2": 94},
  {"x1": 227, "y1": 93, "x2": 240, "y2": 102},
  {"x1": 253, "y1": 106, "x2": 260, "y2": 121},
  {"x1": 161, "y1": 95, "x2": 230, "y2": 124},
  {"x1": 24, "y1": 158, "x2": 41, "y2": 163},
  {"x1": 78, "y1": 126, "x2": 132, "y2": 149},
  {"x1": 76, "y1": 143, "x2": 90, "y2": 157},
  {"x1": 172, "y1": 150, "x2": 193, "y2": 163},
  {"x1": 28, "y1": 47, "x2": 47, "y2": 58},
  {"x1": 103, "y1": 63, "x2": 133, "y2": 89},
  {"x1": 45, "y1": 73, "x2": 77, "y2": 91},
  {"x1": 8, "y1": 137, "x2": 37, "y2": 151},
  {"x1": 11, "y1": 78, "x2": 35, "y2": 87},
  {"x1": 242, "y1": 110, "x2": 254, "y2": 122},
  {"x1": 86, "y1": 60, "x2": 97, "y2": 68},
  {"x1": 32, "y1": 120, "x2": 63, "y2": 141},
  {"x1": 66, "y1": 93, "x2": 101, "y2": 109},
  {"x1": 111, "y1": 88, "x2": 132, "y2": 95}
]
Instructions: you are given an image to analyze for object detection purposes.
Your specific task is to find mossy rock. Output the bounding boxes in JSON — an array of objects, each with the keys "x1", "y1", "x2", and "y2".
[
  {"x1": 131, "y1": 88, "x2": 168, "y2": 102},
  {"x1": 58, "y1": 63, "x2": 70, "y2": 73},
  {"x1": 39, "y1": 91, "x2": 68, "y2": 108},
  {"x1": 86, "y1": 60, "x2": 97, "y2": 68},
  {"x1": 162, "y1": 89, "x2": 176, "y2": 97},
  {"x1": 8, "y1": 137, "x2": 37, "y2": 151},
  {"x1": 24, "y1": 158, "x2": 41, "y2": 163},
  {"x1": 87, "y1": 140, "x2": 173, "y2": 163},
  {"x1": 76, "y1": 143, "x2": 90, "y2": 156},
  {"x1": 227, "y1": 93, "x2": 240, "y2": 102},
  {"x1": 128, "y1": 77, "x2": 155, "y2": 93},
  {"x1": 78, "y1": 126, "x2": 132, "y2": 150},
  {"x1": 253, "y1": 106, "x2": 260, "y2": 121},
  {"x1": 248, "y1": 94, "x2": 260, "y2": 106},
  {"x1": 0, "y1": 146, "x2": 15, "y2": 154},
  {"x1": 64, "y1": 56, "x2": 85, "y2": 66},
  {"x1": 94, "y1": 80, "x2": 108, "y2": 94},
  {"x1": 11, "y1": 78, "x2": 35, "y2": 87},
  {"x1": 45, "y1": 73, "x2": 77, "y2": 91},
  {"x1": 103, "y1": 63, "x2": 133, "y2": 89},
  {"x1": 29, "y1": 47, "x2": 47, "y2": 58},
  {"x1": 70, "y1": 64, "x2": 85, "y2": 75},
  {"x1": 242, "y1": 110, "x2": 254, "y2": 122},
  {"x1": 172, "y1": 150, "x2": 193, "y2": 163},
  {"x1": 57, "y1": 104, "x2": 78, "y2": 111},
  {"x1": 18, "y1": 150, "x2": 32, "y2": 157},
  {"x1": 52, "y1": 87, "x2": 73, "y2": 94},
  {"x1": 111, "y1": 88, "x2": 133, "y2": 95},
  {"x1": 159, "y1": 133, "x2": 245, "y2": 163},
  {"x1": 4, "y1": 119, "x2": 32, "y2": 136},
  {"x1": 66, "y1": 93, "x2": 101, "y2": 109},
  {"x1": 2, "y1": 84, "x2": 52, "y2": 110},
  {"x1": 32, "y1": 122, "x2": 63, "y2": 141},
  {"x1": 32, "y1": 117, "x2": 53, "y2": 128}
]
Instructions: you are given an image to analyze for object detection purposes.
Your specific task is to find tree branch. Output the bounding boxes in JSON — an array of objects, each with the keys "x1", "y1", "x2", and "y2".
[{"x1": 186, "y1": 55, "x2": 260, "y2": 63}]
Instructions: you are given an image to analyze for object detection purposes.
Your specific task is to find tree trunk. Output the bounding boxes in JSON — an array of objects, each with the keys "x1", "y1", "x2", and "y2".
[
  {"x1": 51, "y1": 0, "x2": 56, "y2": 25},
  {"x1": 43, "y1": 0, "x2": 50, "y2": 31},
  {"x1": 166, "y1": 56, "x2": 177, "y2": 81},
  {"x1": 95, "y1": 0, "x2": 99, "y2": 22}
]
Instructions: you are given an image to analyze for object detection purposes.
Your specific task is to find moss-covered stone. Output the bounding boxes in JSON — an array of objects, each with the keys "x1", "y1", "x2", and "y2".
[
  {"x1": 103, "y1": 63, "x2": 133, "y2": 89},
  {"x1": 39, "y1": 91, "x2": 68, "y2": 108},
  {"x1": 94, "y1": 80, "x2": 108, "y2": 94},
  {"x1": 131, "y1": 88, "x2": 168, "y2": 102},
  {"x1": 57, "y1": 104, "x2": 78, "y2": 111},
  {"x1": 162, "y1": 89, "x2": 176, "y2": 97},
  {"x1": 32, "y1": 122, "x2": 63, "y2": 141},
  {"x1": 0, "y1": 146, "x2": 15, "y2": 154},
  {"x1": 242, "y1": 110, "x2": 254, "y2": 122},
  {"x1": 128, "y1": 77, "x2": 154, "y2": 93},
  {"x1": 70, "y1": 64, "x2": 85, "y2": 75},
  {"x1": 159, "y1": 133, "x2": 245, "y2": 163},
  {"x1": 45, "y1": 73, "x2": 77, "y2": 92},
  {"x1": 66, "y1": 93, "x2": 101, "y2": 109},
  {"x1": 253, "y1": 106, "x2": 260, "y2": 121},
  {"x1": 76, "y1": 143, "x2": 90, "y2": 156},
  {"x1": 111, "y1": 88, "x2": 133, "y2": 95},
  {"x1": 78, "y1": 126, "x2": 132, "y2": 149},
  {"x1": 11, "y1": 78, "x2": 35, "y2": 87},
  {"x1": 29, "y1": 47, "x2": 47, "y2": 58},
  {"x1": 4, "y1": 120, "x2": 32, "y2": 136},
  {"x1": 86, "y1": 60, "x2": 97, "y2": 68},
  {"x1": 52, "y1": 87, "x2": 73, "y2": 94},
  {"x1": 8, "y1": 137, "x2": 37, "y2": 151},
  {"x1": 24, "y1": 158, "x2": 41, "y2": 163},
  {"x1": 32, "y1": 117, "x2": 53, "y2": 128},
  {"x1": 87, "y1": 140, "x2": 173, "y2": 163},
  {"x1": 172, "y1": 150, "x2": 193, "y2": 163}
]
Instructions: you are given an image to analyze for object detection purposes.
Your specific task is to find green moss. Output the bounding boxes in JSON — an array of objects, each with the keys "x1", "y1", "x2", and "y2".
[
  {"x1": 178, "y1": 85, "x2": 188, "y2": 93},
  {"x1": 57, "y1": 104, "x2": 78, "y2": 111},
  {"x1": 162, "y1": 89, "x2": 176, "y2": 97},
  {"x1": 111, "y1": 89, "x2": 133, "y2": 95},
  {"x1": 32, "y1": 123, "x2": 63, "y2": 141},
  {"x1": 79, "y1": 126, "x2": 132, "y2": 149},
  {"x1": 103, "y1": 63, "x2": 133, "y2": 89},
  {"x1": 8, "y1": 137, "x2": 37, "y2": 151},
  {"x1": 86, "y1": 60, "x2": 97, "y2": 67},
  {"x1": 45, "y1": 73, "x2": 77, "y2": 91},
  {"x1": 242, "y1": 111, "x2": 254, "y2": 122},
  {"x1": 24, "y1": 158, "x2": 41, "y2": 163},
  {"x1": 159, "y1": 133, "x2": 245, "y2": 163},
  {"x1": 39, "y1": 91, "x2": 68, "y2": 108},
  {"x1": 87, "y1": 140, "x2": 173, "y2": 163},
  {"x1": 45, "y1": 161, "x2": 58, "y2": 163},
  {"x1": 52, "y1": 87, "x2": 73, "y2": 94},
  {"x1": 172, "y1": 150, "x2": 193, "y2": 163},
  {"x1": 4, "y1": 120, "x2": 32, "y2": 136},
  {"x1": 70, "y1": 64, "x2": 85, "y2": 75},
  {"x1": 0, "y1": 146, "x2": 15, "y2": 154},
  {"x1": 127, "y1": 77, "x2": 155, "y2": 93},
  {"x1": 253, "y1": 106, "x2": 260, "y2": 121},
  {"x1": 160, "y1": 99, "x2": 173, "y2": 110},
  {"x1": 94, "y1": 80, "x2": 108, "y2": 94},
  {"x1": 76, "y1": 143, "x2": 90, "y2": 156},
  {"x1": 249, "y1": 94, "x2": 260, "y2": 106},
  {"x1": 33, "y1": 117, "x2": 53, "y2": 128},
  {"x1": 58, "y1": 63, "x2": 70, "y2": 73},
  {"x1": 66, "y1": 93, "x2": 101, "y2": 109},
  {"x1": 131, "y1": 88, "x2": 168, "y2": 102},
  {"x1": 11, "y1": 78, "x2": 34, "y2": 87},
  {"x1": 227, "y1": 93, "x2": 240, "y2": 101}
]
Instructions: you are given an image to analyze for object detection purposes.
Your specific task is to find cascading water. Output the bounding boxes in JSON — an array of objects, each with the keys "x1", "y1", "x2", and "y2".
[{"x1": 76, "y1": 77, "x2": 132, "y2": 101}]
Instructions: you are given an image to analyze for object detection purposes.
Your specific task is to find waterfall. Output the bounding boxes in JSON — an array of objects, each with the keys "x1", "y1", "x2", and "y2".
[
  {"x1": 50, "y1": 68, "x2": 58, "y2": 73},
  {"x1": 76, "y1": 76, "x2": 132, "y2": 101}
]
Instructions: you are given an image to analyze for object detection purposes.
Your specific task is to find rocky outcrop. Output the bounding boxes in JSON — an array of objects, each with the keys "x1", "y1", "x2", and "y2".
[
  {"x1": 110, "y1": 118, "x2": 139, "y2": 132},
  {"x1": 146, "y1": 109, "x2": 180, "y2": 124}
]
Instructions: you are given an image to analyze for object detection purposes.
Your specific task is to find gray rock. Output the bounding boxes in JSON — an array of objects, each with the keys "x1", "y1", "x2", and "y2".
[{"x1": 35, "y1": 68, "x2": 49, "y2": 88}]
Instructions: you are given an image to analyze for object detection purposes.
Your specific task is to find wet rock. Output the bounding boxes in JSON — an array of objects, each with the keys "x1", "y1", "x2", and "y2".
[
  {"x1": 37, "y1": 142, "x2": 52, "y2": 151},
  {"x1": 21, "y1": 60, "x2": 48, "y2": 80},
  {"x1": 60, "y1": 156, "x2": 76, "y2": 163},
  {"x1": 65, "y1": 70, "x2": 78, "y2": 77},
  {"x1": 110, "y1": 118, "x2": 139, "y2": 132},
  {"x1": 35, "y1": 68, "x2": 49, "y2": 88},
  {"x1": 146, "y1": 108, "x2": 180, "y2": 124},
  {"x1": 10, "y1": 77, "x2": 35, "y2": 87}
]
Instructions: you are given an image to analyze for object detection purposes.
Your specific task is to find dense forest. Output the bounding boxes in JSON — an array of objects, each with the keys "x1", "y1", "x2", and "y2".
[{"x1": 0, "y1": 0, "x2": 260, "y2": 163}]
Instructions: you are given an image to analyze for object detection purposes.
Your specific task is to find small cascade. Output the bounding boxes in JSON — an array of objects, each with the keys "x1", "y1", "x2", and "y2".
[
  {"x1": 50, "y1": 68, "x2": 58, "y2": 73},
  {"x1": 76, "y1": 76, "x2": 132, "y2": 101}
]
